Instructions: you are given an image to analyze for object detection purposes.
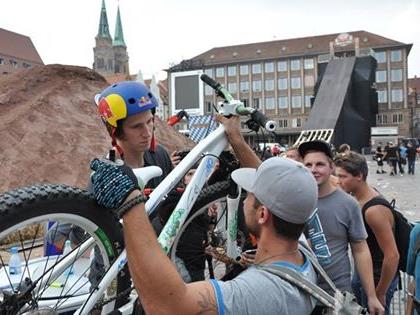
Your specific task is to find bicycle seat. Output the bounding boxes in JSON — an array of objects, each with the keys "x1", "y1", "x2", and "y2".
[{"x1": 133, "y1": 166, "x2": 163, "y2": 189}]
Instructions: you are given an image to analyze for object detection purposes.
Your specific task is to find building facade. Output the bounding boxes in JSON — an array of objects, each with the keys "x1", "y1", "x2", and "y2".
[
  {"x1": 408, "y1": 76, "x2": 420, "y2": 139},
  {"x1": 168, "y1": 31, "x2": 413, "y2": 144},
  {"x1": 93, "y1": 0, "x2": 129, "y2": 77},
  {"x1": 0, "y1": 28, "x2": 44, "y2": 76}
]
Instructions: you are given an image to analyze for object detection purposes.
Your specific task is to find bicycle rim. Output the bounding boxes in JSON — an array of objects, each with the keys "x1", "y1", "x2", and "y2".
[
  {"x1": 170, "y1": 181, "x2": 247, "y2": 281},
  {"x1": 0, "y1": 184, "x2": 130, "y2": 315}
]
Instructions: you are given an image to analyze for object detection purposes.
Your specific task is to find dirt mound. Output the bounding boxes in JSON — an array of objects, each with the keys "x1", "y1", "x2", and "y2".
[{"x1": 0, "y1": 64, "x2": 194, "y2": 192}]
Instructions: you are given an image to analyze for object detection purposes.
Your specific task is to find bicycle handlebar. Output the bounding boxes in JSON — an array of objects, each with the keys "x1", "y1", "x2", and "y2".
[{"x1": 200, "y1": 74, "x2": 276, "y2": 132}]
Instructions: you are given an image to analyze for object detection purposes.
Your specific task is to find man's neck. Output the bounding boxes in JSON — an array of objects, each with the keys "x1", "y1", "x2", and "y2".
[
  {"x1": 318, "y1": 178, "x2": 336, "y2": 198},
  {"x1": 123, "y1": 150, "x2": 145, "y2": 169},
  {"x1": 255, "y1": 231, "x2": 302, "y2": 265},
  {"x1": 353, "y1": 182, "x2": 377, "y2": 205}
]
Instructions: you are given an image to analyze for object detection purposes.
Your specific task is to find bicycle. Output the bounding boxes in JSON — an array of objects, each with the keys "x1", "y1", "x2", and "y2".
[{"x1": 0, "y1": 74, "x2": 276, "y2": 315}]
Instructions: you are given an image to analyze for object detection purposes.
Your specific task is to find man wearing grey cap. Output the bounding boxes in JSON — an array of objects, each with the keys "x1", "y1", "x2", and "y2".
[
  {"x1": 299, "y1": 140, "x2": 384, "y2": 315},
  {"x1": 89, "y1": 115, "x2": 319, "y2": 314}
]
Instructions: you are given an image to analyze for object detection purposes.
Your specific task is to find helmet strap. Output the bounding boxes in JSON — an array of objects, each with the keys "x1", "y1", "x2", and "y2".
[
  {"x1": 150, "y1": 116, "x2": 158, "y2": 152},
  {"x1": 111, "y1": 128, "x2": 124, "y2": 159}
]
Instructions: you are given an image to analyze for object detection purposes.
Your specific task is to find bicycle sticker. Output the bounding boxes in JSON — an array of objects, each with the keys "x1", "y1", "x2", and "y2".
[
  {"x1": 206, "y1": 158, "x2": 214, "y2": 175},
  {"x1": 118, "y1": 256, "x2": 128, "y2": 271},
  {"x1": 228, "y1": 211, "x2": 238, "y2": 240},
  {"x1": 95, "y1": 228, "x2": 115, "y2": 258}
]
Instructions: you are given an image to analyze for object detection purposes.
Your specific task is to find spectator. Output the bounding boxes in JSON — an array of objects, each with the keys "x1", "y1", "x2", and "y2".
[
  {"x1": 407, "y1": 223, "x2": 420, "y2": 315},
  {"x1": 337, "y1": 143, "x2": 351, "y2": 155},
  {"x1": 298, "y1": 140, "x2": 384, "y2": 315},
  {"x1": 398, "y1": 142, "x2": 407, "y2": 174},
  {"x1": 284, "y1": 146, "x2": 302, "y2": 162},
  {"x1": 407, "y1": 141, "x2": 417, "y2": 175},
  {"x1": 383, "y1": 142, "x2": 399, "y2": 176},
  {"x1": 375, "y1": 146, "x2": 386, "y2": 174},
  {"x1": 334, "y1": 152, "x2": 399, "y2": 314}
]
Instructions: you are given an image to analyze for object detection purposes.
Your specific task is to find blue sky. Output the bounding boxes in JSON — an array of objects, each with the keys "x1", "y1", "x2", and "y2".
[{"x1": 1, "y1": 0, "x2": 419, "y2": 80}]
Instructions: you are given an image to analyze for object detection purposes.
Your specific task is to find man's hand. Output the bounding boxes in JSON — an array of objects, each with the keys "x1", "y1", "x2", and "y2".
[
  {"x1": 90, "y1": 158, "x2": 140, "y2": 209},
  {"x1": 170, "y1": 150, "x2": 182, "y2": 167},
  {"x1": 367, "y1": 295, "x2": 385, "y2": 315},
  {"x1": 215, "y1": 114, "x2": 243, "y2": 143}
]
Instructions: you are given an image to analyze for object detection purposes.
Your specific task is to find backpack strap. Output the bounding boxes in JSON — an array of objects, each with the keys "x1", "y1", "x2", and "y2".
[
  {"x1": 258, "y1": 263, "x2": 336, "y2": 309},
  {"x1": 361, "y1": 196, "x2": 393, "y2": 213},
  {"x1": 298, "y1": 242, "x2": 337, "y2": 291}
]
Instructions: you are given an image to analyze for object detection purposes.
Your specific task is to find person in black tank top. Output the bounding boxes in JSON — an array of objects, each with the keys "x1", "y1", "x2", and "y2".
[{"x1": 335, "y1": 152, "x2": 399, "y2": 314}]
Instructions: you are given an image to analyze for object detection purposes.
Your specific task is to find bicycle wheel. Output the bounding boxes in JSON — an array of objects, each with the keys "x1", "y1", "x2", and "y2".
[
  {"x1": 0, "y1": 184, "x2": 131, "y2": 314},
  {"x1": 170, "y1": 181, "x2": 249, "y2": 282}
]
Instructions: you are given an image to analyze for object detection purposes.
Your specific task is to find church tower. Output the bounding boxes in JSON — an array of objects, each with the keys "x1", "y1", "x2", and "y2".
[
  {"x1": 112, "y1": 5, "x2": 129, "y2": 75},
  {"x1": 93, "y1": 1, "x2": 129, "y2": 77},
  {"x1": 93, "y1": 0, "x2": 114, "y2": 76}
]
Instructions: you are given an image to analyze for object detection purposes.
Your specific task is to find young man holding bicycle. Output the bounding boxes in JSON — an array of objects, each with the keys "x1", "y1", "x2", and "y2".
[{"x1": 89, "y1": 115, "x2": 320, "y2": 314}]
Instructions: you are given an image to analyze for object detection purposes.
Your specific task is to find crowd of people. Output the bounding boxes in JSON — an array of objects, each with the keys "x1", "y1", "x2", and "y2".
[
  {"x1": 374, "y1": 141, "x2": 419, "y2": 176},
  {"x1": 48, "y1": 80, "x2": 420, "y2": 314}
]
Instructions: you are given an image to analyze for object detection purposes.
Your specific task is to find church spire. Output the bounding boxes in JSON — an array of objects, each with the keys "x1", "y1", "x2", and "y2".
[
  {"x1": 113, "y1": 5, "x2": 126, "y2": 47},
  {"x1": 97, "y1": 0, "x2": 111, "y2": 39}
]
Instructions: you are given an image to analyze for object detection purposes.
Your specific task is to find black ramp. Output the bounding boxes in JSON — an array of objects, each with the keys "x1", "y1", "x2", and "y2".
[{"x1": 304, "y1": 57, "x2": 356, "y2": 130}]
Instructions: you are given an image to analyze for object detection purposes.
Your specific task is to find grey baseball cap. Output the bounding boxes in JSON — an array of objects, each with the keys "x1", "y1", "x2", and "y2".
[{"x1": 231, "y1": 157, "x2": 318, "y2": 224}]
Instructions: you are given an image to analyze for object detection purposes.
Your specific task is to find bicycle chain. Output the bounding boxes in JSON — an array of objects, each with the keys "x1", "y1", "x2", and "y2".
[{"x1": 91, "y1": 286, "x2": 135, "y2": 311}]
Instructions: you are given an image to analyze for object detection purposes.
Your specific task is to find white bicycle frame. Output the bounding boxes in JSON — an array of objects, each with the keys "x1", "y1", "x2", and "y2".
[{"x1": 67, "y1": 123, "x2": 244, "y2": 315}]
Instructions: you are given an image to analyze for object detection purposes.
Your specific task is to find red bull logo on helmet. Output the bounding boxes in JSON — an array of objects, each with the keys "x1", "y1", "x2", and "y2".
[
  {"x1": 98, "y1": 98, "x2": 113, "y2": 120},
  {"x1": 139, "y1": 96, "x2": 152, "y2": 107}
]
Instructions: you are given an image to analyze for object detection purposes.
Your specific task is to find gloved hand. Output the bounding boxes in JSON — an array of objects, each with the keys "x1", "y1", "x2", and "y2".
[{"x1": 90, "y1": 158, "x2": 140, "y2": 209}]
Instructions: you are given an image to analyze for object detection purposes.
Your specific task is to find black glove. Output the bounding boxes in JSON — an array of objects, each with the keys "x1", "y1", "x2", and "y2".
[{"x1": 90, "y1": 158, "x2": 140, "y2": 209}]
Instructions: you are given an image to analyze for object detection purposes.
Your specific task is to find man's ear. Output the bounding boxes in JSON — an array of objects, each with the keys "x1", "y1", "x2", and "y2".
[{"x1": 258, "y1": 206, "x2": 269, "y2": 224}]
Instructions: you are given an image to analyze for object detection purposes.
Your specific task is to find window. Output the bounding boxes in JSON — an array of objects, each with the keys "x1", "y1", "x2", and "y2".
[
  {"x1": 278, "y1": 96, "x2": 288, "y2": 109},
  {"x1": 291, "y1": 77, "x2": 301, "y2": 89},
  {"x1": 278, "y1": 78, "x2": 288, "y2": 90},
  {"x1": 383, "y1": 114, "x2": 388, "y2": 124},
  {"x1": 391, "y1": 69, "x2": 402, "y2": 82},
  {"x1": 228, "y1": 82, "x2": 237, "y2": 93},
  {"x1": 377, "y1": 90, "x2": 387, "y2": 103},
  {"x1": 265, "y1": 97, "x2": 275, "y2": 110},
  {"x1": 0, "y1": 58, "x2": 4, "y2": 65},
  {"x1": 265, "y1": 79, "x2": 274, "y2": 91},
  {"x1": 205, "y1": 85, "x2": 213, "y2": 96},
  {"x1": 97, "y1": 58, "x2": 104, "y2": 68},
  {"x1": 376, "y1": 114, "x2": 382, "y2": 124},
  {"x1": 304, "y1": 58, "x2": 314, "y2": 69},
  {"x1": 228, "y1": 66, "x2": 236, "y2": 76},
  {"x1": 252, "y1": 63, "x2": 261, "y2": 74},
  {"x1": 204, "y1": 68, "x2": 213, "y2": 77},
  {"x1": 278, "y1": 119, "x2": 288, "y2": 128},
  {"x1": 398, "y1": 113, "x2": 403, "y2": 123},
  {"x1": 391, "y1": 89, "x2": 403, "y2": 102},
  {"x1": 252, "y1": 80, "x2": 262, "y2": 92},
  {"x1": 391, "y1": 50, "x2": 402, "y2": 62},
  {"x1": 10, "y1": 60, "x2": 18, "y2": 68},
  {"x1": 216, "y1": 67, "x2": 224, "y2": 77},
  {"x1": 253, "y1": 98, "x2": 260, "y2": 109},
  {"x1": 240, "y1": 65, "x2": 249, "y2": 75},
  {"x1": 376, "y1": 70, "x2": 387, "y2": 83},
  {"x1": 392, "y1": 114, "x2": 403, "y2": 124},
  {"x1": 206, "y1": 102, "x2": 213, "y2": 112},
  {"x1": 392, "y1": 114, "x2": 398, "y2": 123},
  {"x1": 304, "y1": 75, "x2": 314, "y2": 87},
  {"x1": 240, "y1": 81, "x2": 249, "y2": 92},
  {"x1": 290, "y1": 59, "x2": 301, "y2": 71},
  {"x1": 241, "y1": 99, "x2": 249, "y2": 107},
  {"x1": 264, "y1": 62, "x2": 274, "y2": 73},
  {"x1": 277, "y1": 61, "x2": 287, "y2": 72},
  {"x1": 375, "y1": 51, "x2": 386, "y2": 63},
  {"x1": 291, "y1": 95, "x2": 302, "y2": 108},
  {"x1": 22, "y1": 63, "x2": 31, "y2": 69},
  {"x1": 305, "y1": 95, "x2": 312, "y2": 107},
  {"x1": 292, "y1": 118, "x2": 302, "y2": 128}
]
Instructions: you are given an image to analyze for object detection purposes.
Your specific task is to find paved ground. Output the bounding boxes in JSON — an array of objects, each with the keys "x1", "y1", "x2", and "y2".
[{"x1": 366, "y1": 158, "x2": 419, "y2": 222}]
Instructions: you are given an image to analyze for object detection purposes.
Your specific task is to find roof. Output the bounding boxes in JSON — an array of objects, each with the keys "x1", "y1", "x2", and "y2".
[
  {"x1": 408, "y1": 77, "x2": 420, "y2": 95},
  {"x1": 0, "y1": 28, "x2": 43, "y2": 64},
  {"x1": 185, "y1": 30, "x2": 411, "y2": 67},
  {"x1": 97, "y1": 0, "x2": 111, "y2": 39},
  {"x1": 113, "y1": 6, "x2": 126, "y2": 47}
]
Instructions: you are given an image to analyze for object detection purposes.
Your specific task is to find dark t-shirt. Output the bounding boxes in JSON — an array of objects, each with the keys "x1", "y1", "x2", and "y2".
[{"x1": 407, "y1": 147, "x2": 417, "y2": 160}]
